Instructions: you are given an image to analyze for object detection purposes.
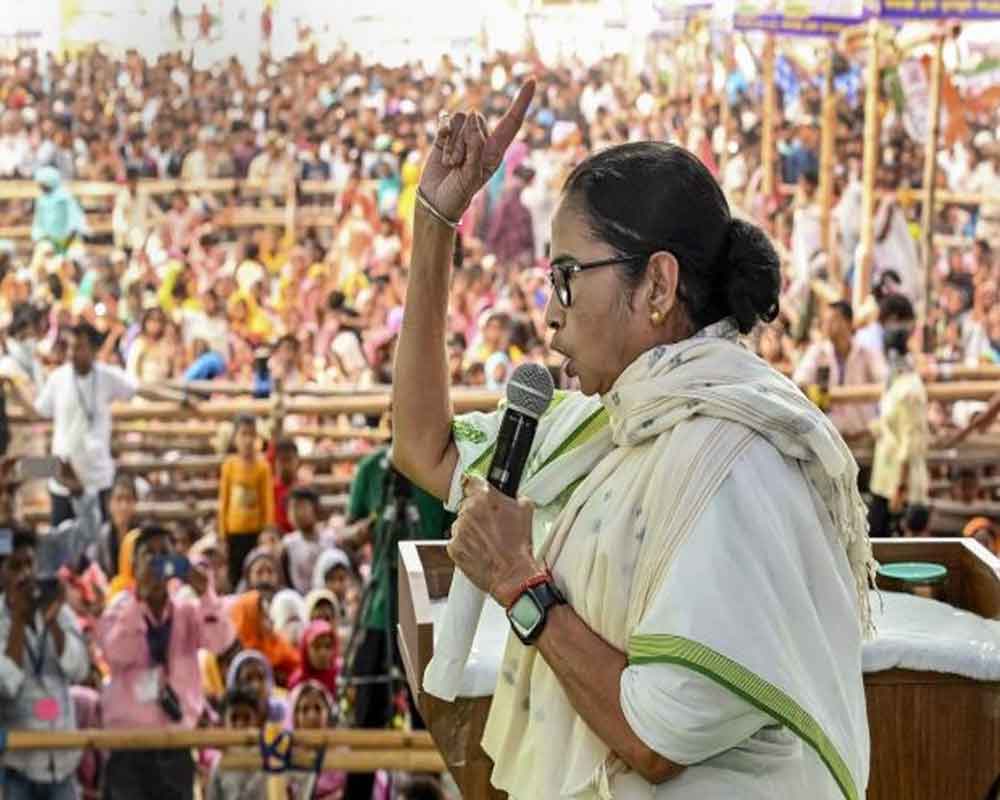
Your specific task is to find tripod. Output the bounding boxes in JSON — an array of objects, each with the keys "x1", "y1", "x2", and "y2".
[{"x1": 342, "y1": 460, "x2": 422, "y2": 799}]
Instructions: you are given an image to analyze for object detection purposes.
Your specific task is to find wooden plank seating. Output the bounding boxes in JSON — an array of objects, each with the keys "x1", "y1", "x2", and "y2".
[
  {"x1": 114, "y1": 449, "x2": 366, "y2": 476},
  {"x1": 24, "y1": 493, "x2": 349, "y2": 526}
]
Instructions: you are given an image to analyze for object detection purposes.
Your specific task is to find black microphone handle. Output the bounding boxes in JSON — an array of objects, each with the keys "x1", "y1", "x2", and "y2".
[{"x1": 487, "y1": 409, "x2": 540, "y2": 498}]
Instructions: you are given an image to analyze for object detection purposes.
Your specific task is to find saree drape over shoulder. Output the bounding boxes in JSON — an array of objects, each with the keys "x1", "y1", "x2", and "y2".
[{"x1": 429, "y1": 319, "x2": 873, "y2": 799}]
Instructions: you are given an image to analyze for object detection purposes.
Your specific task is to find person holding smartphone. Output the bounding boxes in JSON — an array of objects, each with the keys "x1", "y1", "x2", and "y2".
[
  {"x1": 97, "y1": 525, "x2": 235, "y2": 800},
  {"x1": 0, "y1": 525, "x2": 90, "y2": 800}
]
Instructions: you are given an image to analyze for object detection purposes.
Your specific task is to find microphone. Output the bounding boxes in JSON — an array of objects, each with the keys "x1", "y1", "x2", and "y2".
[
  {"x1": 422, "y1": 363, "x2": 554, "y2": 701},
  {"x1": 487, "y1": 363, "x2": 556, "y2": 496}
]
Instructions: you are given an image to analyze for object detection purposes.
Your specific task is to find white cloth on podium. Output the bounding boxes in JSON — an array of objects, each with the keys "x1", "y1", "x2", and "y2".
[{"x1": 864, "y1": 590, "x2": 1000, "y2": 681}]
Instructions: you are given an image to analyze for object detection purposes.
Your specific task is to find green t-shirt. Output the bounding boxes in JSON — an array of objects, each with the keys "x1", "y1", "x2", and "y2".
[{"x1": 349, "y1": 446, "x2": 454, "y2": 631}]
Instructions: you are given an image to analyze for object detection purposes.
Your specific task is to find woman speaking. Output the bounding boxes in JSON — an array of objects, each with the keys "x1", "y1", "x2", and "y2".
[{"x1": 392, "y1": 81, "x2": 872, "y2": 799}]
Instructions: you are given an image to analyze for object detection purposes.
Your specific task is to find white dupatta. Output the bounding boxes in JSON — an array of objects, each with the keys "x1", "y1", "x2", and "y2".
[{"x1": 441, "y1": 319, "x2": 873, "y2": 799}]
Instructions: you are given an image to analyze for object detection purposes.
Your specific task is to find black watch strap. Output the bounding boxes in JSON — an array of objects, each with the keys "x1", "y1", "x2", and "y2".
[{"x1": 511, "y1": 580, "x2": 565, "y2": 646}]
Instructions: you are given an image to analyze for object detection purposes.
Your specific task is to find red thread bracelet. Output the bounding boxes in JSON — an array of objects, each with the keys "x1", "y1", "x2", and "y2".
[{"x1": 506, "y1": 569, "x2": 553, "y2": 611}]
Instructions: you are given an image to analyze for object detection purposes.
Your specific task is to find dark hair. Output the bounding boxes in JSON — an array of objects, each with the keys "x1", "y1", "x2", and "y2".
[
  {"x1": 829, "y1": 300, "x2": 854, "y2": 325},
  {"x1": 71, "y1": 321, "x2": 102, "y2": 349},
  {"x1": 9, "y1": 526, "x2": 37, "y2": 552},
  {"x1": 9, "y1": 303, "x2": 38, "y2": 336},
  {"x1": 290, "y1": 486, "x2": 320, "y2": 509},
  {"x1": 233, "y1": 413, "x2": 257, "y2": 432},
  {"x1": 134, "y1": 525, "x2": 171, "y2": 558},
  {"x1": 879, "y1": 294, "x2": 915, "y2": 325},
  {"x1": 111, "y1": 474, "x2": 138, "y2": 499},
  {"x1": 0, "y1": 526, "x2": 37, "y2": 569},
  {"x1": 562, "y1": 142, "x2": 779, "y2": 334},
  {"x1": 222, "y1": 687, "x2": 262, "y2": 717},
  {"x1": 274, "y1": 437, "x2": 298, "y2": 457},
  {"x1": 904, "y1": 504, "x2": 930, "y2": 533},
  {"x1": 396, "y1": 776, "x2": 446, "y2": 800}
]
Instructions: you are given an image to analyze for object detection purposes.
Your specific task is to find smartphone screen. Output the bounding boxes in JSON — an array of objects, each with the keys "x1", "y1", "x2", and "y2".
[{"x1": 16, "y1": 457, "x2": 60, "y2": 481}]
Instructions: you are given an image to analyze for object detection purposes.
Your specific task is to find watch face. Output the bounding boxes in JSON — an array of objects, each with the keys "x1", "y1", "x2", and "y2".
[{"x1": 509, "y1": 592, "x2": 542, "y2": 636}]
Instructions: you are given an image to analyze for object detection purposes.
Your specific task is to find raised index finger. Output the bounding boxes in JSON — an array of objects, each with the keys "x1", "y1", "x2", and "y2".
[{"x1": 484, "y1": 79, "x2": 536, "y2": 171}]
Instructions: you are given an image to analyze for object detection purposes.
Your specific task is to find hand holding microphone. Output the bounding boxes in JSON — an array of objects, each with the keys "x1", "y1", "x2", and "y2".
[
  {"x1": 448, "y1": 362, "x2": 555, "y2": 601},
  {"x1": 423, "y1": 363, "x2": 554, "y2": 700}
]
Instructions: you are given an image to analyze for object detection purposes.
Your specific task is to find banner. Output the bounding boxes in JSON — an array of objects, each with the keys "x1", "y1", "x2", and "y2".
[
  {"x1": 653, "y1": 0, "x2": 714, "y2": 20},
  {"x1": 734, "y1": 0, "x2": 864, "y2": 36},
  {"x1": 869, "y1": 0, "x2": 1000, "y2": 20}
]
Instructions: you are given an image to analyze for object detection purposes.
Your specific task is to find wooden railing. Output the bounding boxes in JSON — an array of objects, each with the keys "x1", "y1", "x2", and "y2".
[{"x1": 2, "y1": 728, "x2": 445, "y2": 774}]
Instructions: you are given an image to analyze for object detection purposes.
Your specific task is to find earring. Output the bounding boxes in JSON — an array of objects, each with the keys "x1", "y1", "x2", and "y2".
[{"x1": 650, "y1": 310, "x2": 664, "y2": 326}]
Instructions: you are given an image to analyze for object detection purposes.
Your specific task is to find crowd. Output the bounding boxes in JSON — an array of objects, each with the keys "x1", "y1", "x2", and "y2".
[{"x1": 0, "y1": 22, "x2": 998, "y2": 800}]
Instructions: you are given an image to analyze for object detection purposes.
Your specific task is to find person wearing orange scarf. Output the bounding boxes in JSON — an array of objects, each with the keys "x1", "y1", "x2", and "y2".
[{"x1": 228, "y1": 590, "x2": 299, "y2": 686}]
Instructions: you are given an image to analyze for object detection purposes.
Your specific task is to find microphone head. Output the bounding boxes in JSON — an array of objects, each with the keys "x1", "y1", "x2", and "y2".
[{"x1": 506, "y1": 363, "x2": 555, "y2": 420}]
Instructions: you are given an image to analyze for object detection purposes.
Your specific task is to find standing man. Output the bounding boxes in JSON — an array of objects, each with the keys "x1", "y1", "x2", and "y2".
[
  {"x1": 0, "y1": 525, "x2": 90, "y2": 800},
  {"x1": 793, "y1": 301, "x2": 888, "y2": 442},
  {"x1": 98, "y1": 525, "x2": 234, "y2": 800},
  {"x1": 25, "y1": 323, "x2": 182, "y2": 526}
]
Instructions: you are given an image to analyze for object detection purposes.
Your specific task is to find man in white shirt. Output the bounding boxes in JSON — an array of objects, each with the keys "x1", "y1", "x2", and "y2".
[
  {"x1": 794, "y1": 301, "x2": 888, "y2": 440},
  {"x1": 27, "y1": 323, "x2": 184, "y2": 526},
  {"x1": 34, "y1": 323, "x2": 137, "y2": 526}
]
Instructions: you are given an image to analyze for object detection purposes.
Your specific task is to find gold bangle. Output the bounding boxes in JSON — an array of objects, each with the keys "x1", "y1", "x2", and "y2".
[{"x1": 416, "y1": 188, "x2": 459, "y2": 230}]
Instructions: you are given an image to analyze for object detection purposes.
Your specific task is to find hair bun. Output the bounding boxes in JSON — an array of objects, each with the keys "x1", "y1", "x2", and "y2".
[{"x1": 722, "y1": 218, "x2": 781, "y2": 334}]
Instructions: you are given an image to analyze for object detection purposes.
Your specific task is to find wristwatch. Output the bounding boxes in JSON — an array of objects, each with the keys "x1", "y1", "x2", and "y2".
[{"x1": 506, "y1": 579, "x2": 566, "y2": 646}]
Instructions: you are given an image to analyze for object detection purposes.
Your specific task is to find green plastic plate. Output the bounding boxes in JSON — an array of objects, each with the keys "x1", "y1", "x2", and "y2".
[{"x1": 877, "y1": 561, "x2": 948, "y2": 585}]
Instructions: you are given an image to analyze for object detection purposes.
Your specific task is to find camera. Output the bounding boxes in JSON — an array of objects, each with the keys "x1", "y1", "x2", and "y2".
[
  {"x1": 34, "y1": 576, "x2": 61, "y2": 611},
  {"x1": 158, "y1": 683, "x2": 183, "y2": 722},
  {"x1": 151, "y1": 554, "x2": 191, "y2": 581}
]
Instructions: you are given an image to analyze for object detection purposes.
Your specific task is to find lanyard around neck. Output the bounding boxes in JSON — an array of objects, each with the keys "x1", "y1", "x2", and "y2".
[
  {"x1": 73, "y1": 369, "x2": 98, "y2": 428},
  {"x1": 24, "y1": 623, "x2": 50, "y2": 678}
]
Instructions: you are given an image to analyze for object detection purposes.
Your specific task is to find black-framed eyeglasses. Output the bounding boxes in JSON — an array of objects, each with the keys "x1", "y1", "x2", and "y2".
[{"x1": 548, "y1": 254, "x2": 649, "y2": 308}]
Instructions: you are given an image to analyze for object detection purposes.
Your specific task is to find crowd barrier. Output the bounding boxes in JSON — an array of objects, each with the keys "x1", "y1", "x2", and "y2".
[
  {"x1": 0, "y1": 177, "x2": 353, "y2": 243},
  {"x1": 1, "y1": 727, "x2": 445, "y2": 774}
]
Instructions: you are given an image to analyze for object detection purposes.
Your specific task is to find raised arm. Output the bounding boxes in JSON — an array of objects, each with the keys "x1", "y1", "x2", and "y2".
[{"x1": 392, "y1": 81, "x2": 535, "y2": 500}]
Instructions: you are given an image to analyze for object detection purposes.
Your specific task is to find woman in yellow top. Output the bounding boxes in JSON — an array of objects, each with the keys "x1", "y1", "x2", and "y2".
[{"x1": 218, "y1": 414, "x2": 276, "y2": 590}]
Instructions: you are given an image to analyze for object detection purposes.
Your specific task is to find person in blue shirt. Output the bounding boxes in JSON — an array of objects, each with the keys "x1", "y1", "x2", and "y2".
[
  {"x1": 31, "y1": 166, "x2": 89, "y2": 253},
  {"x1": 183, "y1": 339, "x2": 227, "y2": 381}
]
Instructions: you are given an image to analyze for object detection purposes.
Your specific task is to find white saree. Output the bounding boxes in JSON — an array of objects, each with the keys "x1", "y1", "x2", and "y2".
[{"x1": 433, "y1": 319, "x2": 872, "y2": 799}]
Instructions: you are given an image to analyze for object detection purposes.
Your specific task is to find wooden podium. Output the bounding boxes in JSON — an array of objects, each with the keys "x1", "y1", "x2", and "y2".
[
  {"x1": 399, "y1": 537, "x2": 1000, "y2": 800},
  {"x1": 867, "y1": 538, "x2": 1000, "y2": 800},
  {"x1": 397, "y1": 540, "x2": 506, "y2": 800}
]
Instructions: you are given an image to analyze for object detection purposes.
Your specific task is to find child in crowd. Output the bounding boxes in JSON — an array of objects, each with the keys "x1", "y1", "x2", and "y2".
[
  {"x1": 225, "y1": 649, "x2": 289, "y2": 724},
  {"x1": 287, "y1": 680, "x2": 346, "y2": 800},
  {"x1": 272, "y1": 437, "x2": 300, "y2": 535},
  {"x1": 229, "y1": 593, "x2": 300, "y2": 687},
  {"x1": 284, "y1": 487, "x2": 339, "y2": 594},
  {"x1": 288, "y1": 620, "x2": 339, "y2": 697},
  {"x1": 305, "y1": 589, "x2": 340, "y2": 626},
  {"x1": 205, "y1": 688, "x2": 269, "y2": 800},
  {"x1": 218, "y1": 414, "x2": 276, "y2": 589},
  {"x1": 311, "y1": 548, "x2": 354, "y2": 613}
]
